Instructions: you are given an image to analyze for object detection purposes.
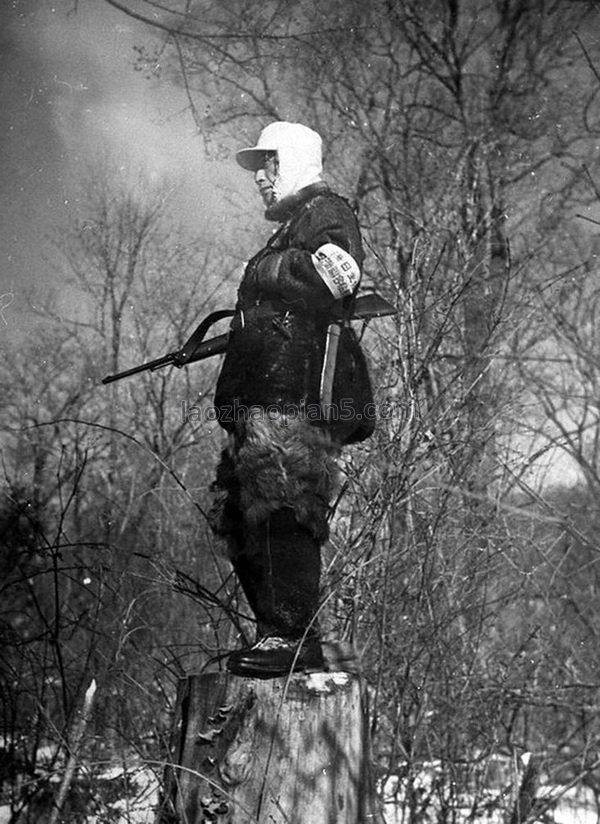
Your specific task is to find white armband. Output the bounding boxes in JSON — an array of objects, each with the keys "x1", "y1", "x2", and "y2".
[{"x1": 311, "y1": 243, "x2": 361, "y2": 299}]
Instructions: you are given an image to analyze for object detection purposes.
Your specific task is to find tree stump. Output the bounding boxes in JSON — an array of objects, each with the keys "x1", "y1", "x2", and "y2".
[{"x1": 158, "y1": 657, "x2": 379, "y2": 823}]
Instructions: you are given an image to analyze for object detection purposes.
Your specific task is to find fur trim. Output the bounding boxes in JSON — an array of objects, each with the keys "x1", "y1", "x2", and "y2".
[
  {"x1": 210, "y1": 412, "x2": 339, "y2": 542},
  {"x1": 207, "y1": 444, "x2": 242, "y2": 540}
]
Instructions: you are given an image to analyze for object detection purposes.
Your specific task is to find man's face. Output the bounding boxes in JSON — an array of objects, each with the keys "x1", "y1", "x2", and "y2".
[{"x1": 254, "y1": 153, "x2": 278, "y2": 207}]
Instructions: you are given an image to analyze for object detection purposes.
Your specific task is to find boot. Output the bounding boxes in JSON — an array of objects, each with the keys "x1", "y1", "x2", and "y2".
[
  {"x1": 227, "y1": 508, "x2": 324, "y2": 677},
  {"x1": 227, "y1": 634, "x2": 324, "y2": 678}
]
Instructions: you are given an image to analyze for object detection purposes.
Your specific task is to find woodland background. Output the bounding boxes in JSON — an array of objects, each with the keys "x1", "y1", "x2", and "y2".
[{"x1": 3, "y1": 1, "x2": 600, "y2": 821}]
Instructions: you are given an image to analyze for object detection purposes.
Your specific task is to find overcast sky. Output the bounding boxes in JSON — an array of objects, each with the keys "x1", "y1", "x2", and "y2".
[{"x1": 0, "y1": 0, "x2": 247, "y2": 347}]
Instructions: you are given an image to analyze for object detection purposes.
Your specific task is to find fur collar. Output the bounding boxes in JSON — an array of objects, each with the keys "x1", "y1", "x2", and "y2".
[{"x1": 265, "y1": 181, "x2": 331, "y2": 222}]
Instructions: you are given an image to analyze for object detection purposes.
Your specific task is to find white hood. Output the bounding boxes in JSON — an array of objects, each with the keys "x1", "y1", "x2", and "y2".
[{"x1": 236, "y1": 121, "x2": 323, "y2": 203}]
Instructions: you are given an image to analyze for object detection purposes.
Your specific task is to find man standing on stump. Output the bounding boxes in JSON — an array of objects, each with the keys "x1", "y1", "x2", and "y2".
[{"x1": 209, "y1": 121, "x2": 374, "y2": 678}]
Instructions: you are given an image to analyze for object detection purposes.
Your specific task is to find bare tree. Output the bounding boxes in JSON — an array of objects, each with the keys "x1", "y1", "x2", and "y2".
[
  {"x1": 0, "y1": 162, "x2": 246, "y2": 815},
  {"x1": 4, "y1": 0, "x2": 597, "y2": 817}
]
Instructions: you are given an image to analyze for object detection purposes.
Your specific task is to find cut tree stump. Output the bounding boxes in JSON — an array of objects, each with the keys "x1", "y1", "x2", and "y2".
[{"x1": 158, "y1": 652, "x2": 380, "y2": 823}]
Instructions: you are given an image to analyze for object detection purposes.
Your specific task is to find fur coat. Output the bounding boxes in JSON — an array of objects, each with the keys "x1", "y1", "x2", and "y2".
[{"x1": 214, "y1": 182, "x2": 374, "y2": 445}]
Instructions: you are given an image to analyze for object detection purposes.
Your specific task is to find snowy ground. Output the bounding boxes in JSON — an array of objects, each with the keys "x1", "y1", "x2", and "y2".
[
  {"x1": 381, "y1": 777, "x2": 600, "y2": 824},
  {"x1": 0, "y1": 762, "x2": 159, "y2": 824},
  {"x1": 1, "y1": 760, "x2": 599, "y2": 823}
]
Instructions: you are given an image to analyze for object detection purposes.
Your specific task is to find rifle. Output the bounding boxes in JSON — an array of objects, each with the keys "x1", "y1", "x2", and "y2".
[
  {"x1": 101, "y1": 309, "x2": 234, "y2": 385},
  {"x1": 101, "y1": 293, "x2": 396, "y2": 385}
]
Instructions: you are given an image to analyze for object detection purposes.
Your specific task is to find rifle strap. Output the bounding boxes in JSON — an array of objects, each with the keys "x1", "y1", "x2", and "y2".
[{"x1": 174, "y1": 309, "x2": 235, "y2": 367}]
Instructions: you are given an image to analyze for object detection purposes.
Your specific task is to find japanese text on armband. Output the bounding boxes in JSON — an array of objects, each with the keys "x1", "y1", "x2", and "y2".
[{"x1": 311, "y1": 243, "x2": 361, "y2": 299}]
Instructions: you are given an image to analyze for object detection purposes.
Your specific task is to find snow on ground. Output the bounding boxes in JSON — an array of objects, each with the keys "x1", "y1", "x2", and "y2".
[
  {"x1": 540, "y1": 785, "x2": 600, "y2": 824},
  {"x1": 0, "y1": 761, "x2": 160, "y2": 824},
  {"x1": 381, "y1": 776, "x2": 600, "y2": 824},
  {"x1": 86, "y1": 764, "x2": 159, "y2": 824},
  {"x1": 1, "y1": 755, "x2": 599, "y2": 823}
]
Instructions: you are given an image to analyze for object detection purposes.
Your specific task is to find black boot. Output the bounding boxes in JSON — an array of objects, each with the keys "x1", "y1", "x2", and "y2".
[
  {"x1": 227, "y1": 508, "x2": 325, "y2": 677},
  {"x1": 227, "y1": 634, "x2": 324, "y2": 678}
]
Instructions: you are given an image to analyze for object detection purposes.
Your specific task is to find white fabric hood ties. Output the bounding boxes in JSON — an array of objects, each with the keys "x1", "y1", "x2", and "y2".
[{"x1": 236, "y1": 121, "x2": 323, "y2": 204}]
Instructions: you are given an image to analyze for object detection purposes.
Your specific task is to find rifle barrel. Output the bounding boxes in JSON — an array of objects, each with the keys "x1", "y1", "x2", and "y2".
[
  {"x1": 101, "y1": 332, "x2": 230, "y2": 385},
  {"x1": 101, "y1": 353, "x2": 176, "y2": 385}
]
